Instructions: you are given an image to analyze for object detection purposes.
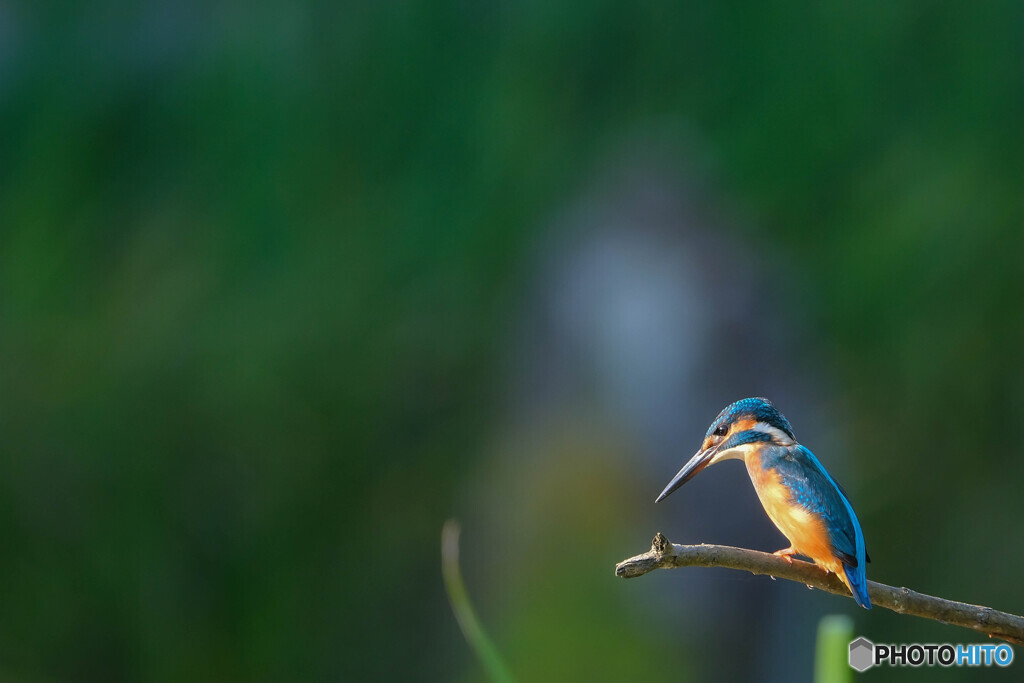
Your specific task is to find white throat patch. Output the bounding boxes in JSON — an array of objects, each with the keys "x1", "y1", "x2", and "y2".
[{"x1": 709, "y1": 443, "x2": 755, "y2": 465}]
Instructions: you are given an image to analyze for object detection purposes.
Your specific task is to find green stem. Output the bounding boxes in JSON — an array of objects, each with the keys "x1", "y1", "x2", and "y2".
[
  {"x1": 814, "y1": 615, "x2": 853, "y2": 683},
  {"x1": 442, "y1": 520, "x2": 516, "y2": 683}
]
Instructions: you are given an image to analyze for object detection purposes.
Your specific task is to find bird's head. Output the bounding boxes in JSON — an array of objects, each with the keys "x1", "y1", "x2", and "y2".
[{"x1": 656, "y1": 397, "x2": 796, "y2": 503}]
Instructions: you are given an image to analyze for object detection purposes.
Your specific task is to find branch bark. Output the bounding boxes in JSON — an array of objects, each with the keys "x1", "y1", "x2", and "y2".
[{"x1": 616, "y1": 533, "x2": 1024, "y2": 646}]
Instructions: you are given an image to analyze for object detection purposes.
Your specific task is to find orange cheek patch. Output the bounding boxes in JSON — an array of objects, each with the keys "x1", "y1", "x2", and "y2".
[{"x1": 733, "y1": 418, "x2": 757, "y2": 434}]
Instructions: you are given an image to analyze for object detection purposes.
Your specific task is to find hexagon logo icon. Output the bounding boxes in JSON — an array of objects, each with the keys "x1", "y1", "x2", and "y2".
[{"x1": 849, "y1": 637, "x2": 875, "y2": 672}]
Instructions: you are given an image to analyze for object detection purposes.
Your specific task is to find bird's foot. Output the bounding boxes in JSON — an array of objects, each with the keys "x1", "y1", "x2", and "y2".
[{"x1": 773, "y1": 547, "x2": 797, "y2": 564}]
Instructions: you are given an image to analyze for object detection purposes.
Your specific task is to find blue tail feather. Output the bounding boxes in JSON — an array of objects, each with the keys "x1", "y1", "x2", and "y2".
[{"x1": 844, "y1": 564, "x2": 872, "y2": 609}]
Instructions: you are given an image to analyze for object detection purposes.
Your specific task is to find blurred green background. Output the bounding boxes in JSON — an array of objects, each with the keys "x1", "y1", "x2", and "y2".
[{"x1": 1, "y1": 2, "x2": 1022, "y2": 681}]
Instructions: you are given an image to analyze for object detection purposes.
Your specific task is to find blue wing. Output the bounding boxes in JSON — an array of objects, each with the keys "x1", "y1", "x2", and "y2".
[{"x1": 774, "y1": 446, "x2": 871, "y2": 608}]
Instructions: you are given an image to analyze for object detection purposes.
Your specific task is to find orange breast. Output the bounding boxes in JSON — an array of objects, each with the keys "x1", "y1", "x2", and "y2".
[{"x1": 745, "y1": 454, "x2": 845, "y2": 578}]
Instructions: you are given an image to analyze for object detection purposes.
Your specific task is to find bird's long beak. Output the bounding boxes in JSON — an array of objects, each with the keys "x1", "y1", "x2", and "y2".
[{"x1": 655, "y1": 446, "x2": 717, "y2": 503}]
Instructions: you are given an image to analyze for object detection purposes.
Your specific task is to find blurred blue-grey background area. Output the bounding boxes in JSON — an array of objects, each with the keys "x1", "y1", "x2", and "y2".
[{"x1": 1, "y1": 2, "x2": 1022, "y2": 681}]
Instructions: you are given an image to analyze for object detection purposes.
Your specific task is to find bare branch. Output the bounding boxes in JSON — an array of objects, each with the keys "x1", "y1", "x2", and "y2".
[{"x1": 616, "y1": 533, "x2": 1024, "y2": 646}]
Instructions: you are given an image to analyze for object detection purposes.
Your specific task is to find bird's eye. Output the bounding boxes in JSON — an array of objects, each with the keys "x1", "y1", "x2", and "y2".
[{"x1": 714, "y1": 425, "x2": 728, "y2": 437}]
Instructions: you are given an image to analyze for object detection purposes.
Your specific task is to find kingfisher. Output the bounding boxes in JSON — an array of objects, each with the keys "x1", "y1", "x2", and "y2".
[{"x1": 656, "y1": 397, "x2": 871, "y2": 608}]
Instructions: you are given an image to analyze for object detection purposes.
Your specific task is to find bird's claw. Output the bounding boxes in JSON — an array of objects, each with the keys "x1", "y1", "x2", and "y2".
[{"x1": 773, "y1": 547, "x2": 797, "y2": 564}]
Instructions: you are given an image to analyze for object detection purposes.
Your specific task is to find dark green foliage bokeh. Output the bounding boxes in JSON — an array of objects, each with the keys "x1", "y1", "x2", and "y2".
[{"x1": 0, "y1": 2, "x2": 1021, "y2": 681}]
